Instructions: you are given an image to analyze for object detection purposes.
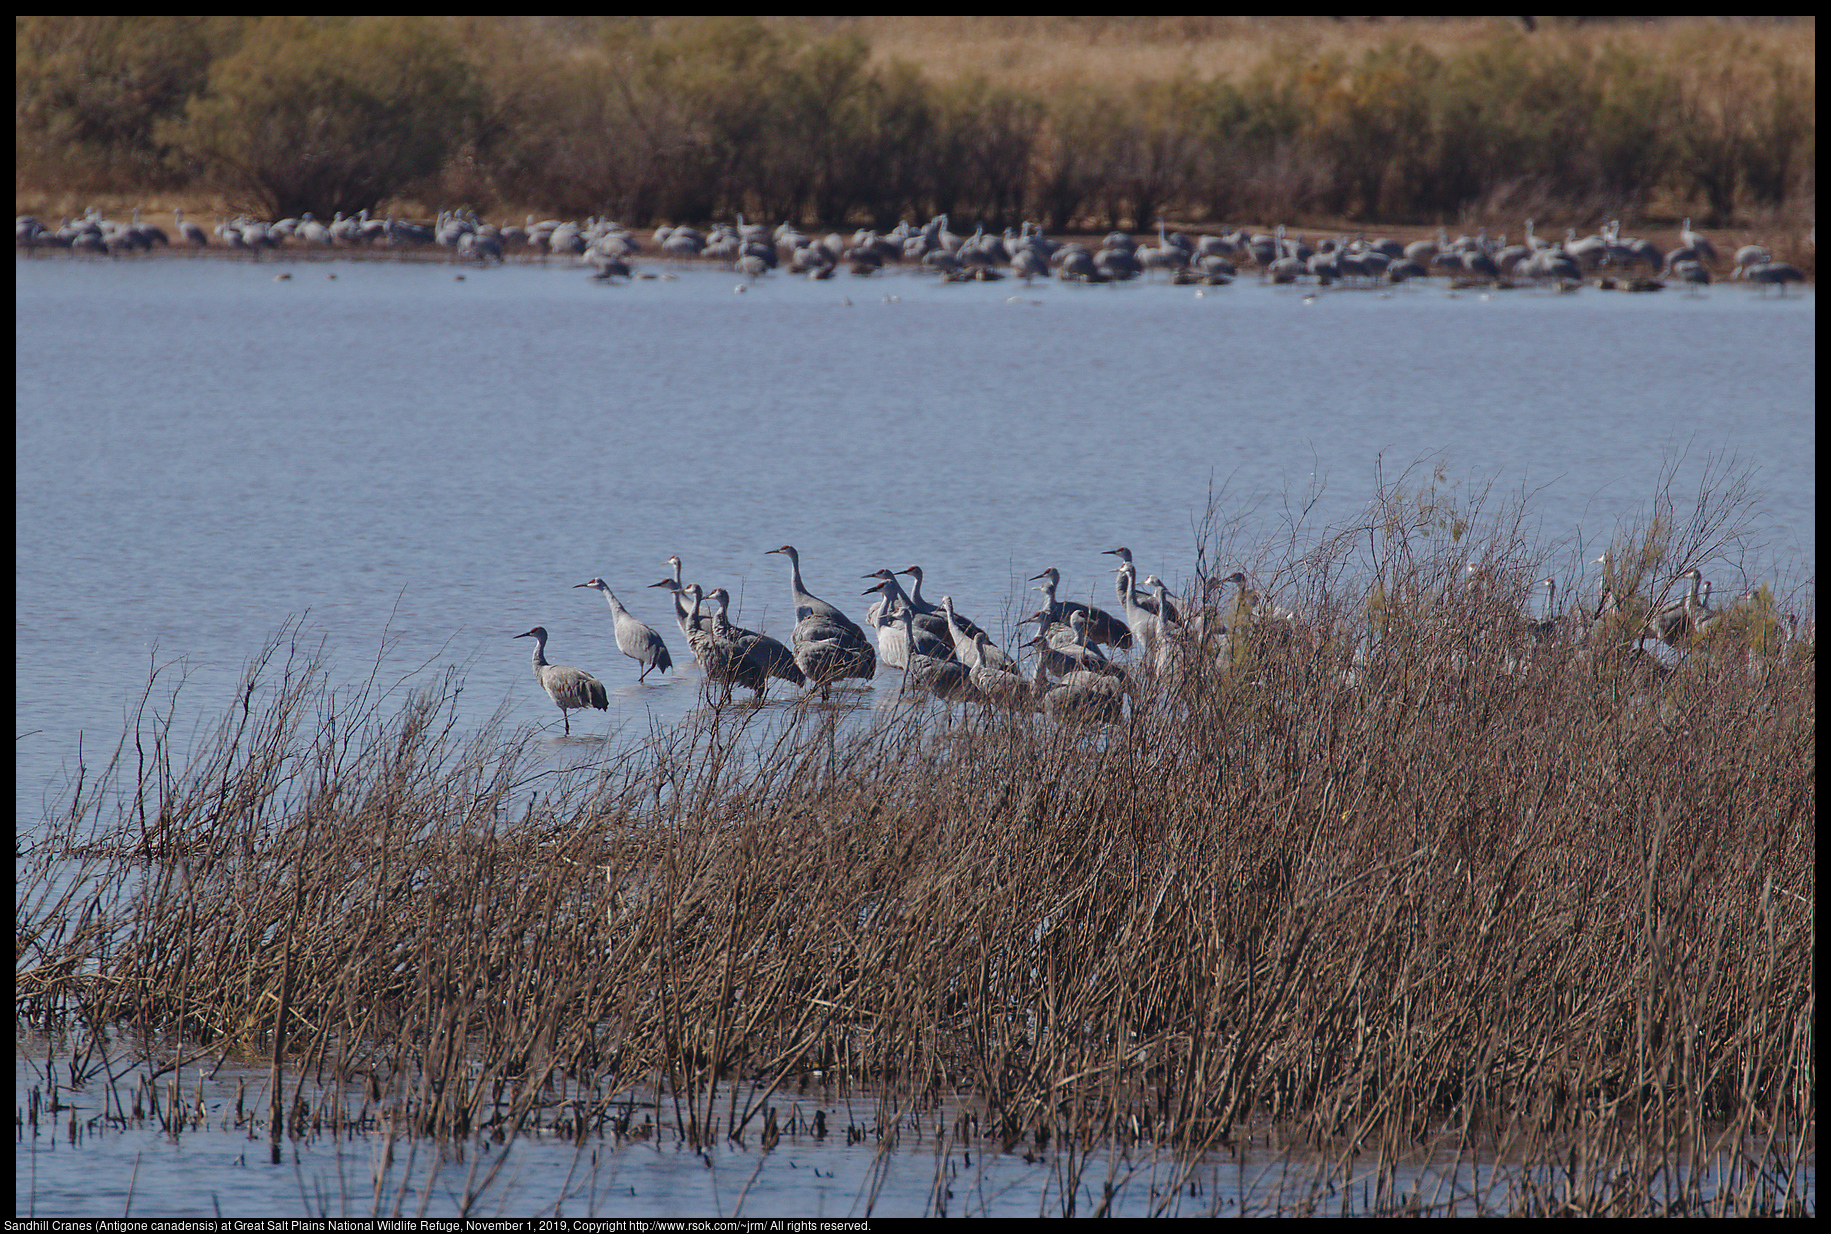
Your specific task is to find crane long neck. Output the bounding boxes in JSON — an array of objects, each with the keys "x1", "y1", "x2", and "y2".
[
  {"x1": 898, "y1": 609, "x2": 918, "y2": 664},
  {"x1": 530, "y1": 635, "x2": 550, "y2": 668},
  {"x1": 783, "y1": 552, "x2": 812, "y2": 603}
]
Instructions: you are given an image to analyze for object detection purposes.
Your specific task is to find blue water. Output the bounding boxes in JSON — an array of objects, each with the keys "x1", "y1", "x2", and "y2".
[{"x1": 14, "y1": 255, "x2": 1816, "y2": 1214}]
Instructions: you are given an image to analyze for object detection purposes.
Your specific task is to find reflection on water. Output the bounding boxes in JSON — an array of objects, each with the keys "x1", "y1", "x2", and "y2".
[{"x1": 16, "y1": 1029, "x2": 1811, "y2": 1218}]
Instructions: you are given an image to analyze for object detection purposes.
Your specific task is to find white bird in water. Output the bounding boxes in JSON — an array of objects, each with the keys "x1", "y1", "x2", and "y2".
[
  {"x1": 514, "y1": 626, "x2": 607, "y2": 735},
  {"x1": 574, "y1": 578, "x2": 673, "y2": 682}
]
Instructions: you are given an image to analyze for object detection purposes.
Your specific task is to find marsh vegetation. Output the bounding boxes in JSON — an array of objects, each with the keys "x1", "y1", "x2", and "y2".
[{"x1": 16, "y1": 473, "x2": 1814, "y2": 1216}]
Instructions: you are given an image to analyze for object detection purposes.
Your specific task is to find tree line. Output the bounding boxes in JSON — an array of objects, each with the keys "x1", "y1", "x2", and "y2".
[{"x1": 15, "y1": 16, "x2": 1815, "y2": 230}]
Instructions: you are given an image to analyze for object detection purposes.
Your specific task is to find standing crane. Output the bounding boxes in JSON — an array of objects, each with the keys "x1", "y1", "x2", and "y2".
[
  {"x1": 173, "y1": 207, "x2": 209, "y2": 248},
  {"x1": 649, "y1": 569, "x2": 714, "y2": 642},
  {"x1": 863, "y1": 569, "x2": 954, "y2": 647},
  {"x1": 1028, "y1": 566, "x2": 1132, "y2": 649},
  {"x1": 894, "y1": 606, "x2": 975, "y2": 704},
  {"x1": 1101, "y1": 548, "x2": 1181, "y2": 623},
  {"x1": 574, "y1": 578, "x2": 673, "y2": 682},
  {"x1": 896, "y1": 566, "x2": 990, "y2": 640},
  {"x1": 767, "y1": 545, "x2": 875, "y2": 696},
  {"x1": 679, "y1": 584, "x2": 767, "y2": 701},
  {"x1": 704, "y1": 587, "x2": 805, "y2": 691},
  {"x1": 513, "y1": 627, "x2": 607, "y2": 734}
]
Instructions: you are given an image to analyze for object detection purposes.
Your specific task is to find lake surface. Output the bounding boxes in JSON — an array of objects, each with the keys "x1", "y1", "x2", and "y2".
[
  {"x1": 13, "y1": 253, "x2": 1816, "y2": 1213},
  {"x1": 19, "y1": 1028, "x2": 1804, "y2": 1218},
  {"x1": 16, "y1": 255, "x2": 1814, "y2": 830}
]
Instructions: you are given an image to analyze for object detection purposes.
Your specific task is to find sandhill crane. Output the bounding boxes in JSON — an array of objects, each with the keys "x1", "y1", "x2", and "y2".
[
  {"x1": 1110, "y1": 562, "x2": 1166, "y2": 664},
  {"x1": 514, "y1": 627, "x2": 607, "y2": 734},
  {"x1": 896, "y1": 566, "x2": 989, "y2": 641},
  {"x1": 1679, "y1": 218, "x2": 1718, "y2": 262},
  {"x1": 864, "y1": 583, "x2": 953, "y2": 669},
  {"x1": 1030, "y1": 656, "x2": 1125, "y2": 723},
  {"x1": 1526, "y1": 577, "x2": 1563, "y2": 642},
  {"x1": 1101, "y1": 549, "x2": 1181, "y2": 623},
  {"x1": 652, "y1": 556, "x2": 704, "y2": 641},
  {"x1": 1588, "y1": 552, "x2": 1623, "y2": 621},
  {"x1": 173, "y1": 207, "x2": 208, "y2": 248},
  {"x1": 1668, "y1": 259, "x2": 1711, "y2": 291},
  {"x1": 647, "y1": 576, "x2": 714, "y2": 647},
  {"x1": 704, "y1": 587, "x2": 805, "y2": 694},
  {"x1": 894, "y1": 607, "x2": 975, "y2": 703},
  {"x1": 298, "y1": 213, "x2": 332, "y2": 246},
  {"x1": 678, "y1": 584, "x2": 766, "y2": 701},
  {"x1": 862, "y1": 569, "x2": 953, "y2": 647},
  {"x1": 1025, "y1": 611, "x2": 1123, "y2": 678},
  {"x1": 768, "y1": 545, "x2": 866, "y2": 636},
  {"x1": 1646, "y1": 568, "x2": 1705, "y2": 647},
  {"x1": 1738, "y1": 261, "x2": 1805, "y2": 295},
  {"x1": 1142, "y1": 574, "x2": 1187, "y2": 675},
  {"x1": 1731, "y1": 245, "x2": 1772, "y2": 277},
  {"x1": 766, "y1": 547, "x2": 874, "y2": 696},
  {"x1": 791, "y1": 617, "x2": 877, "y2": 699},
  {"x1": 864, "y1": 595, "x2": 912, "y2": 670},
  {"x1": 1029, "y1": 566, "x2": 1132, "y2": 649},
  {"x1": 575, "y1": 578, "x2": 673, "y2": 682},
  {"x1": 939, "y1": 595, "x2": 1014, "y2": 672},
  {"x1": 1405, "y1": 228, "x2": 1445, "y2": 266},
  {"x1": 968, "y1": 631, "x2": 1033, "y2": 709}
]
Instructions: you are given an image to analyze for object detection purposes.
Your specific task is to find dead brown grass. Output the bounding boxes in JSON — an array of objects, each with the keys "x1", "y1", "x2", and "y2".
[
  {"x1": 829, "y1": 16, "x2": 1814, "y2": 95},
  {"x1": 15, "y1": 476, "x2": 1815, "y2": 1216}
]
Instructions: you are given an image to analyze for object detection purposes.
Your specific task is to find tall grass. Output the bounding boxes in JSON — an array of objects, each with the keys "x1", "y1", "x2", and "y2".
[
  {"x1": 16, "y1": 477, "x2": 1813, "y2": 1215},
  {"x1": 16, "y1": 17, "x2": 1814, "y2": 231}
]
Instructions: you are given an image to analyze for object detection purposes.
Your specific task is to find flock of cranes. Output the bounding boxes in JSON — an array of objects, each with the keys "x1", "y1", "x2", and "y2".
[
  {"x1": 514, "y1": 545, "x2": 1810, "y2": 736},
  {"x1": 19, "y1": 206, "x2": 1810, "y2": 294}
]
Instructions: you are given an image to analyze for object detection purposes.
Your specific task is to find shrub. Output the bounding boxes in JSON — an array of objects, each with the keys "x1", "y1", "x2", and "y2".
[{"x1": 159, "y1": 16, "x2": 482, "y2": 218}]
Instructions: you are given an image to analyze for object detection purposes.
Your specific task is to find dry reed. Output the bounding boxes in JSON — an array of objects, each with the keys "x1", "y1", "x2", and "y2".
[{"x1": 15, "y1": 476, "x2": 1814, "y2": 1216}]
